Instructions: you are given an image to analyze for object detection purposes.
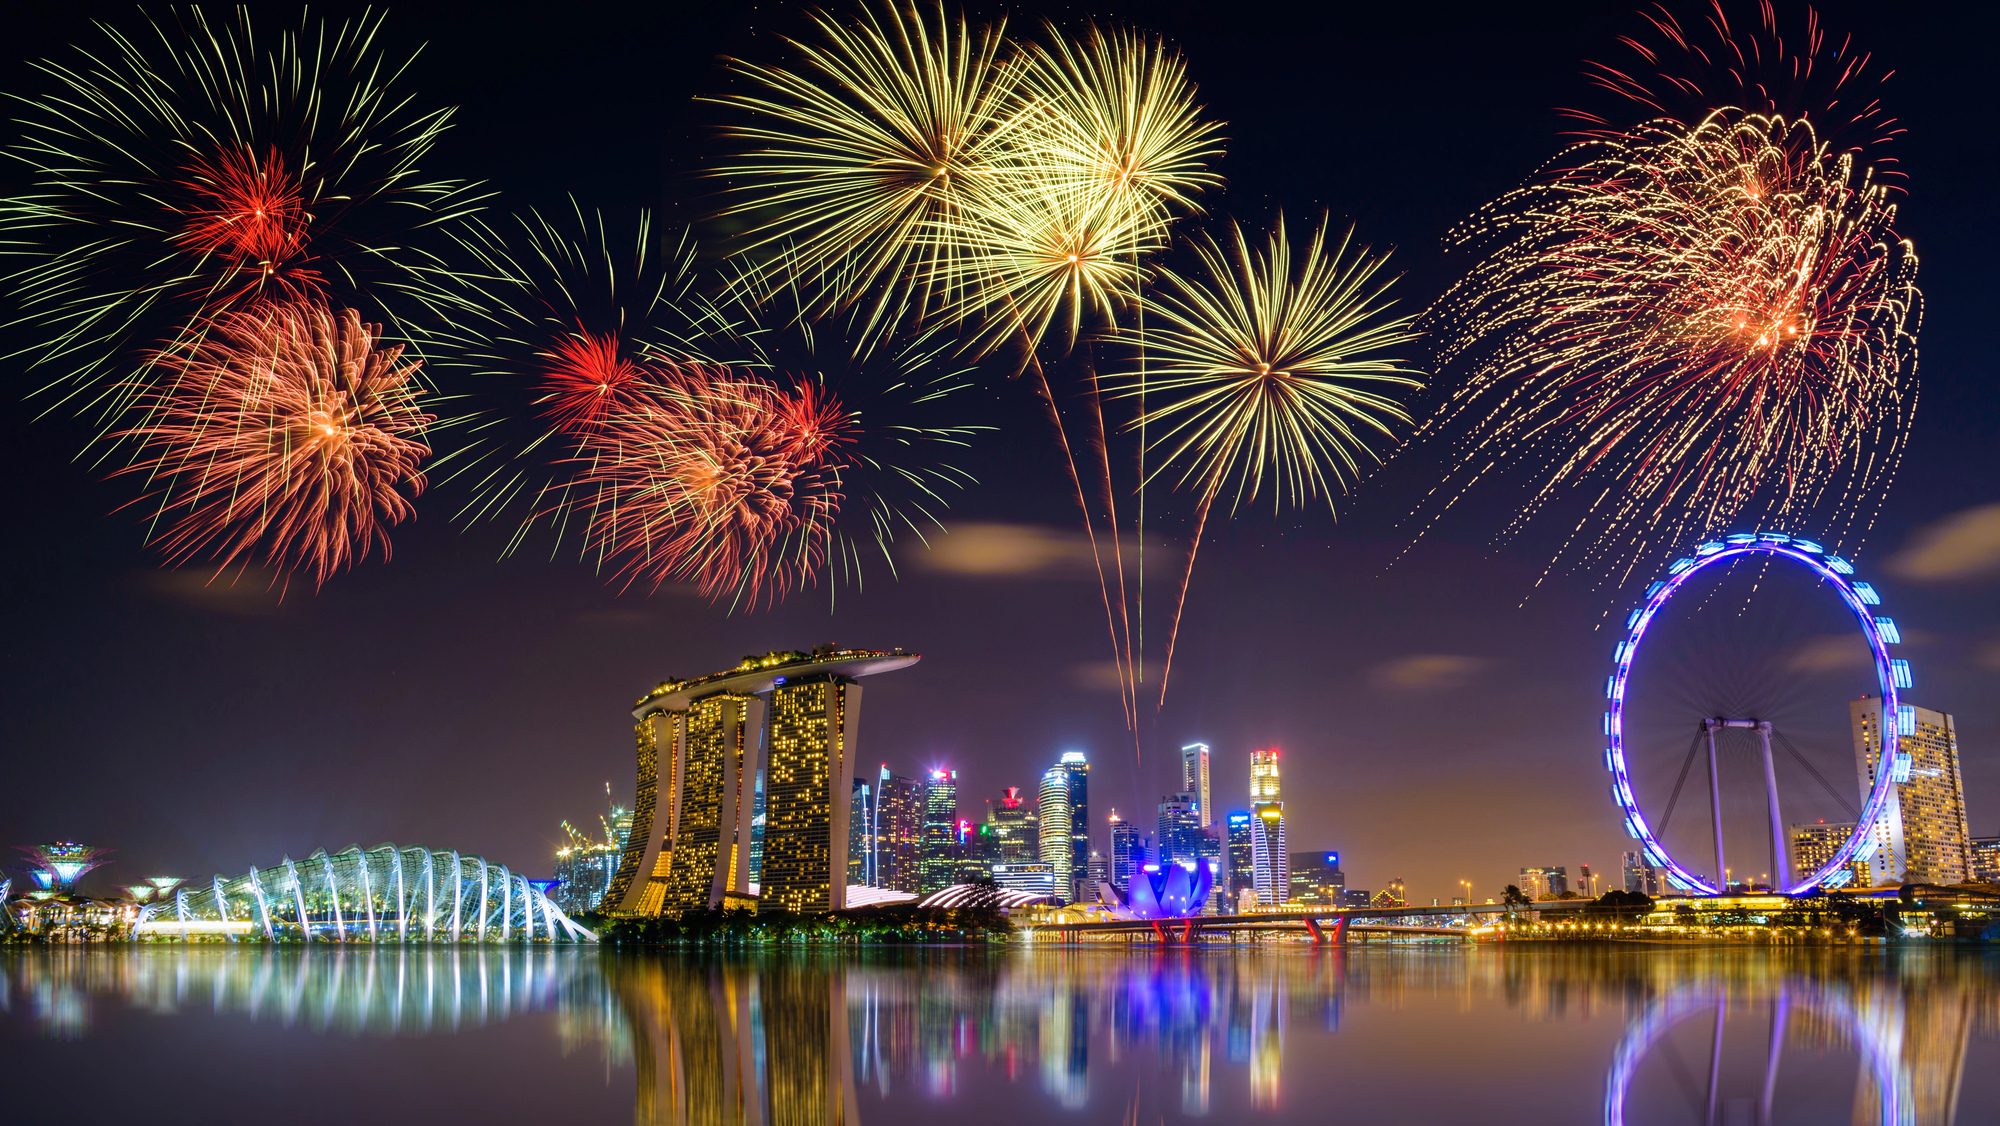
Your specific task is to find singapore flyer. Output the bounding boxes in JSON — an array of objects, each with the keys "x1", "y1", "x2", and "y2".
[{"x1": 1604, "y1": 533, "x2": 1912, "y2": 896}]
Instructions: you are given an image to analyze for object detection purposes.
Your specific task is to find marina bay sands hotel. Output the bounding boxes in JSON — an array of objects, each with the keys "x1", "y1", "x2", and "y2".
[{"x1": 604, "y1": 646, "x2": 919, "y2": 917}]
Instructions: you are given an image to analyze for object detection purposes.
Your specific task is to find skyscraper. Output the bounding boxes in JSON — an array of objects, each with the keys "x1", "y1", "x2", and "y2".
[
  {"x1": 1109, "y1": 810, "x2": 1140, "y2": 896},
  {"x1": 987, "y1": 787, "x2": 1039, "y2": 865},
  {"x1": 1971, "y1": 836, "x2": 2000, "y2": 883},
  {"x1": 1248, "y1": 748, "x2": 1287, "y2": 906},
  {"x1": 1790, "y1": 820, "x2": 1867, "y2": 888},
  {"x1": 875, "y1": 766, "x2": 924, "y2": 893},
  {"x1": 1038, "y1": 763, "x2": 1075, "y2": 900},
  {"x1": 1060, "y1": 751, "x2": 1090, "y2": 900},
  {"x1": 919, "y1": 768, "x2": 959, "y2": 894},
  {"x1": 1852, "y1": 698, "x2": 1972, "y2": 884},
  {"x1": 1288, "y1": 851, "x2": 1345, "y2": 905},
  {"x1": 1621, "y1": 850, "x2": 1660, "y2": 897},
  {"x1": 848, "y1": 778, "x2": 876, "y2": 887},
  {"x1": 1225, "y1": 812, "x2": 1254, "y2": 906},
  {"x1": 1181, "y1": 742, "x2": 1212, "y2": 829},
  {"x1": 1517, "y1": 866, "x2": 1567, "y2": 899},
  {"x1": 607, "y1": 647, "x2": 917, "y2": 917},
  {"x1": 1157, "y1": 793, "x2": 1202, "y2": 865}
]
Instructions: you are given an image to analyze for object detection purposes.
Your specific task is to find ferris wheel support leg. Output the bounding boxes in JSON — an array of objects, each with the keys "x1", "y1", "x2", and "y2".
[
  {"x1": 1706, "y1": 721, "x2": 1727, "y2": 891},
  {"x1": 1706, "y1": 998, "x2": 1726, "y2": 1126},
  {"x1": 1756, "y1": 722, "x2": 1790, "y2": 891}
]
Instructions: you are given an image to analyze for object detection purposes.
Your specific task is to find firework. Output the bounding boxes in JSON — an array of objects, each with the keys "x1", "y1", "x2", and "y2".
[
  {"x1": 1115, "y1": 214, "x2": 1421, "y2": 697},
  {"x1": 1414, "y1": 111, "x2": 1920, "y2": 587},
  {"x1": 2, "y1": 7, "x2": 482, "y2": 420},
  {"x1": 576, "y1": 364, "x2": 848, "y2": 605},
  {"x1": 117, "y1": 302, "x2": 435, "y2": 587},
  {"x1": 1121, "y1": 215, "x2": 1421, "y2": 515},
  {"x1": 708, "y1": 1, "x2": 1024, "y2": 349},
  {"x1": 1571, "y1": 1, "x2": 1901, "y2": 166},
  {"x1": 1008, "y1": 24, "x2": 1224, "y2": 231},
  {"x1": 411, "y1": 205, "x2": 698, "y2": 539}
]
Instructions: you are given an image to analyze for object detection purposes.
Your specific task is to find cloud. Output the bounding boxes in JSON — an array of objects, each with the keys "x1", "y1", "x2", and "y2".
[
  {"x1": 1069, "y1": 659, "x2": 1129, "y2": 694},
  {"x1": 1886, "y1": 504, "x2": 2000, "y2": 582},
  {"x1": 1787, "y1": 634, "x2": 1862, "y2": 675},
  {"x1": 132, "y1": 568, "x2": 290, "y2": 616},
  {"x1": 911, "y1": 522, "x2": 1101, "y2": 580},
  {"x1": 1368, "y1": 653, "x2": 1489, "y2": 693}
]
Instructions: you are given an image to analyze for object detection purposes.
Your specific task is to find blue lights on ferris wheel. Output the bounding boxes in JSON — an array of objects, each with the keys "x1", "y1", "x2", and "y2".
[{"x1": 1601, "y1": 532, "x2": 1909, "y2": 896}]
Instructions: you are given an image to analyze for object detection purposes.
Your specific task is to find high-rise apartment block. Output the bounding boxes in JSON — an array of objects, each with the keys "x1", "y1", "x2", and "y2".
[{"x1": 1852, "y1": 698, "x2": 1972, "y2": 884}]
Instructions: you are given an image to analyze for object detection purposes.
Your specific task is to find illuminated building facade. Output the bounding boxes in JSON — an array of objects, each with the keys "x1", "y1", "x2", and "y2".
[
  {"x1": 132, "y1": 844, "x2": 595, "y2": 941},
  {"x1": 919, "y1": 768, "x2": 959, "y2": 894},
  {"x1": 1622, "y1": 850, "x2": 1661, "y2": 897},
  {"x1": 1109, "y1": 811, "x2": 1140, "y2": 896},
  {"x1": 1973, "y1": 836, "x2": 2000, "y2": 883},
  {"x1": 876, "y1": 767, "x2": 924, "y2": 893},
  {"x1": 606, "y1": 647, "x2": 918, "y2": 917},
  {"x1": 1038, "y1": 764, "x2": 1076, "y2": 898},
  {"x1": 987, "y1": 787, "x2": 1038, "y2": 865},
  {"x1": 1050, "y1": 751, "x2": 1091, "y2": 900},
  {"x1": 849, "y1": 778, "x2": 876, "y2": 887},
  {"x1": 552, "y1": 795, "x2": 630, "y2": 915},
  {"x1": 1518, "y1": 866, "x2": 1568, "y2": 899},
  {"x1": 1288, "y1": 851, "x2": 1345, "y2": 905},
  {"x1": 1250, "y1": 804, "x2": 1287, "y2": 906},
  {"x1": 1225, "y1": 812, "x2": 1254, "y2": 905},
  {"x1": 1790, "y1": 820, "x2": 1869, "y2": 888},
  {"x1": 1156, "y1": 793, "x2": 1202, "y2": 865},
  {"x1": 1247, "y1": 749, "x2": 1287, "y2": 906},
  {"x1": 1181, "y1": 742, "x2": 1212, "y2": 828},
  {"x1": 1852, "y1": 698, "x2": 1972, "y2": 884}
]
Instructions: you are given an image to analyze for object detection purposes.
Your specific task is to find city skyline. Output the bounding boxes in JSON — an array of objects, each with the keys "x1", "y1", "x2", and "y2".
[{"x1": 3, "y1": 1, "x2": 1997, "y2": 904}]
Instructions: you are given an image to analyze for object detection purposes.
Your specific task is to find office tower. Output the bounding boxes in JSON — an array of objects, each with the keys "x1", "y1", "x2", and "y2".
[
  {"x1": 1288, "y1": 850, "x2": 1345, "y2": 905},
  {"x1": 1517, "y1": 866, "x2": 1567, "y2": 900},
  {"x1": 1970, "y1": 836, "x2": 2000, "y2": 883},
  {"x1": 1790, "y1": 820, "x2": 1868, "y2": 887},
  {"x1": 1109, "y1": 810, "x2": 1140, "y2": 895},
  {"x1": 1058, "y1": 751, "x2": 1091, "y2": 900},
  {"x1": 1621, "y1": 850, "x2": 1661, "y2": 897},
  {"x1": 760, "y1": 674, "x2": 866, "y2": 914},
  {"x1": 987, "y1": 786, "x2": 1039, "y2": 865},
  {"x1": 1038, "y1": 764, "x2": 1075, "y2": 899},
  {"x1": 876, "y1": 766, "x2": 924, "y2": 893},
  {"x1": 1250, "y1": 804, "x2": 1288, "y2": 906},
  {"x1": 1225, "y1": 812, "x2": 1255, "y2": 904},
  {"x1": 991, "y1": 861, "x2": 1058, "y2": 898},
  {"x1": 1085, "y1": 850, "x2": 1108, "y2": 893},
  {"x1": 1852, "y1": 698, "x2": 1973, "y2": 884},
  {"x1": 748, "y1": 770, "x2": 766, "y2": 889},
  {"x1": 920, "y1": 768, "x2": 959, "y2": 893},
  {"x1": 1181, "y1": 742, "x2": 1213, "y2": 828},
  {"x1": 848, "y1": 778, "x2": 877, "y2": 887},
  {"x1": 1157, "y1": 793, "x2": 1202, "y2": 865},
  {"x1": 608, "y1": 647, "x2": 917, "y2": 917},
  {"x1": 1249, "y1": 747, "x2": 1281, "y2": 802}
]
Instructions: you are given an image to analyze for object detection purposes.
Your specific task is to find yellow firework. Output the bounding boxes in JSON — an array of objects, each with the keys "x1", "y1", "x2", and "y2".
[
  {"x1": 1121, "y1": 215, "x2": 1423, "y2": 514},
  {"x1": 707, "y1": 1, "x2": 1024, "y2": 347},
  {"x1": 1009, "y1": 23, "x2": 1225, "y2": 231}
]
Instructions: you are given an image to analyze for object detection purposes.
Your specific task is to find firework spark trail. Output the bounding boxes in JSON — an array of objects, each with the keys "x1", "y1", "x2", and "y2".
[
  {"x1": 1, "y1": 7, "x2": 483, "y2": 428},
  {"x1": 115, "y1": 302, "x2": 433, "y2": 589},
  {"x1": 1411, "y1": 111, "x2": 1919, "y2": 589},
  {"x1": 1112, "y1": 215, "x2": 1422, "y2": 700}
]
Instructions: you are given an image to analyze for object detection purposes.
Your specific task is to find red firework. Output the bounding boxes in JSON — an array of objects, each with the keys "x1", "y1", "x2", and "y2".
[
  {"x1": 1571, "y1": 0, "x2": 1902, "y2": 170},
  {"x1": 119, "y1": 301, "x2": 433, "y2": 587},
  {"x1": 173, "y1": 146, "x2": 324, "y2": 308},
  {"x1": 576, "y1": 364, "x2": 851, "y2": 605},
  {"x1": 538, "y1": 331, "x2": 652, "y2": 437}
]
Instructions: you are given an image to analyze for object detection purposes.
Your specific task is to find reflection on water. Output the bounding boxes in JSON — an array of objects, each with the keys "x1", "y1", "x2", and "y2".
[{"x1": 4, "y1": 946, "x2": 1997, "y2": 1124}]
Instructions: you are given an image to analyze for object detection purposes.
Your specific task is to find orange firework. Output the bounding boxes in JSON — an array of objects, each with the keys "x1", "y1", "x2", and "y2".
[{"x1": 119, "y1": 302, "x2": 434, "y2": 587}]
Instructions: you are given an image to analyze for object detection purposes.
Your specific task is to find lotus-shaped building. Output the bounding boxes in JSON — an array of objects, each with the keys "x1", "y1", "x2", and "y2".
[
  {"x1": 134, "y1": 845, "x2": 595, "y2": 942},
  {"x1": 1127, "y1": 859, "x2": 1217, "y2": 919}
]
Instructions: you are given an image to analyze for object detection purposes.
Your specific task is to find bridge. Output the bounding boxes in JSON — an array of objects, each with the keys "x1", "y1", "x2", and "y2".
[{"x1": 1029, "y1": 900, "x2": 1608, "y2": 944}]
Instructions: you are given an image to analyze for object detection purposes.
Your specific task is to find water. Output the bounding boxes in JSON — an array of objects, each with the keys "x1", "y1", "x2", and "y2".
[{"x1": 3, "y1": 945, "x2": 1996, "y2": 1124}]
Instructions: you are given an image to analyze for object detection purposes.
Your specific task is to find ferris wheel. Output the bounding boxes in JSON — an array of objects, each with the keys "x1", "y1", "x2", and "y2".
[{"x1": 1603, "y1": 532, "x2": 1912, "y2": 896}]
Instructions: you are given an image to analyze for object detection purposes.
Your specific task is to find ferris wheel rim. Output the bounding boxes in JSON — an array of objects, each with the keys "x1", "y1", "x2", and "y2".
[{"x1": 1603, "y1": 532, "x2": 1905, "y2": 896}]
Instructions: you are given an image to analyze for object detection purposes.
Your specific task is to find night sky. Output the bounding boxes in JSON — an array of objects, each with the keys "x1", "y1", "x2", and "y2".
[{"x1": 5, "y1": 1, "x2": 1996, "y2": 902}]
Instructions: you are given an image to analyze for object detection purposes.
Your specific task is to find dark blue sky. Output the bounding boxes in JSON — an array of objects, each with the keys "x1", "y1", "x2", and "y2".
[{"x1": 4, "y1": 1, "x2": 1996, "y2": 900}]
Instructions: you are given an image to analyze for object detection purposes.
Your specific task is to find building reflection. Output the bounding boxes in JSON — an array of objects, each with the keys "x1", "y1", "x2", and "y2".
[{"x1": 0, "y1": 946, "x2": 1988, "y2": 1123}]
